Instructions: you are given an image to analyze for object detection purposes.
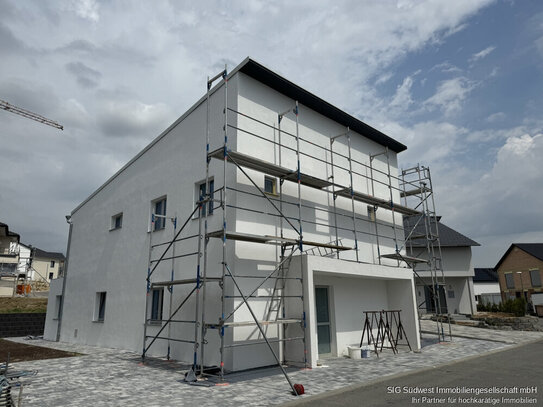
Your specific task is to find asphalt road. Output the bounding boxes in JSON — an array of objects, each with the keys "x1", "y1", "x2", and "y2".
[{"x1": 285, "y1": 340, "x2": 543, "y2": 407}]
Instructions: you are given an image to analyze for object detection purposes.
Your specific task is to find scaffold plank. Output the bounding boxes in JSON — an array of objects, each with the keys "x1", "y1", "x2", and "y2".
[
  {"x1": 151, "y1": 277, "x2": 222, "y2": 287},
  {"x1": 336, "y1": 189, "x2": 420, "y2": 216},
  {"x1": 207, "y1": 229, "x2": 352, "y2": 251},
  {"x1": 400, "y1": 187, "x2": 431, "y2": 198},
  {"x1": 209, "y1": 148, "x2": 332, "y2": 189},
  {"x1": 206, "y1": 319, "x2": 302, "y2": 328},
  {"x1": 380, "y1": 253, "x2": 428, "y2": 264}
]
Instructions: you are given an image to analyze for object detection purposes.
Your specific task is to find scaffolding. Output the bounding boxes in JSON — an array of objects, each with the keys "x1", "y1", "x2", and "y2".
[
  {"x1": 140, "y1": 66, "x2": 448, "y2": 393},
  {"x1": 400, "y1": 165, "x2": 452, "y2": 342}
]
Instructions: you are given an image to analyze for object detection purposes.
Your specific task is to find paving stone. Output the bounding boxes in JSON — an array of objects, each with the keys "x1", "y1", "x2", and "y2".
[{"x1": 6, "y1": 325, "x2": 543, "y2": 406}]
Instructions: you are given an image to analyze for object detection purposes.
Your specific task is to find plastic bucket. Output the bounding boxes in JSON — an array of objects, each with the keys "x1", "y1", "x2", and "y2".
[{"x1": 347, "y1": 346, "x2": 362, "y2": 359}]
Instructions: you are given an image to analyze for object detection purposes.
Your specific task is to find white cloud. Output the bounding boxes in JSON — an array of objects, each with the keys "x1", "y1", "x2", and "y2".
[
  {"x1": 486, "y1": 112, "x2": 506, "y2": 123},
  {"x1": 71, "y1": 0, "x2": 100, "y2": 22},
  {"x1": 438, "y1": 133, "x2": 543, "y2": 241},
  {"x1": 430, "y1": 61, "x2": 463, "y2": 74},
  {"x1": 424, "y1": 77, "x2": 476, "y2": 115},
  {"x1": 470, "y1": 45, "x2": 496, "y2": 62},
  {"x1": 0, "y1": 0, "x2": 500, "y2": 256},
  {"x1": 389, "y1": 76, "x2": 414, "y2": 110}
]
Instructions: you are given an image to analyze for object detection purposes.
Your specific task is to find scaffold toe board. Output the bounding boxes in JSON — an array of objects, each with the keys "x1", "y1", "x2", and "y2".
[{"x1": 380, "y1": 253, "x2": 428, "y2": 264}]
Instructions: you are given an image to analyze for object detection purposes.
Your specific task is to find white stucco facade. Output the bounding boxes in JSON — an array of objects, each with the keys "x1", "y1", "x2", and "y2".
[
  {"x1": 46, "y1": 60, "x2": 422, "y2": 372},
  {"x1": 413, "y1": 246, "x2": 477, "y2": 315}
]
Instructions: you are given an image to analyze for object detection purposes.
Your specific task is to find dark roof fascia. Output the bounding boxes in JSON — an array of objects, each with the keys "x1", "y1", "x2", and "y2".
[
  {"x1": 495, "y1": 243, "x2": 543, "y2": 269},
  {"x1": 33, "y1": 248, "x2": 66, "y2": 260},
  {"x1": 233, "y1": 58, "x2": 407, "y2": 153},
  {"x1": 473, "y1": 268, "x2": 498, "y2": 282}
]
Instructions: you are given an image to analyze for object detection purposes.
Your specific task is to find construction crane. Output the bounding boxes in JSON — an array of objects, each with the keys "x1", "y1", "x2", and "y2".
[{"x1": 0, "y1": 98, "x2": 63, "y2": 130}]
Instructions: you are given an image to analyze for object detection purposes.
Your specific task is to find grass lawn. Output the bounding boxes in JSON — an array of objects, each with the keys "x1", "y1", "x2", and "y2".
[{"x1": 0, "y1": 297, "x2": 47, "y2": 314}]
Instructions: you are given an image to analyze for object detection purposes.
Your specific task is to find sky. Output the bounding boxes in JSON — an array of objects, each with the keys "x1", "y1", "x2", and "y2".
[{"x1": 1, "y1": 0, "x2": 542, "y2": 268}]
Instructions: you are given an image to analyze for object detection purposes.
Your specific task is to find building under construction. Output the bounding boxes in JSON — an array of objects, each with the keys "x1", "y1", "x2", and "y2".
[{"x1": 45, "y1": 58, "x2": 451, "y2": 389}]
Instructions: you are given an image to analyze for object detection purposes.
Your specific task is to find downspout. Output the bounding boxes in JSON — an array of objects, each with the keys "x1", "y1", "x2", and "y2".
[{"x1": 56, "y1": 215, "x2": 73, "y2": 342}]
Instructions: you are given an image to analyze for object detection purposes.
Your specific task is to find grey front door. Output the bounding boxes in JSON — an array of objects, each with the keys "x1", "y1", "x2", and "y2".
[{"x1": 315, "y1": 286, "x2": 331, "y2": 355}]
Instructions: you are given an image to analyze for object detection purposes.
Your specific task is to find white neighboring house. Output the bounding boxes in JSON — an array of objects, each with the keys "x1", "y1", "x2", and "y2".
[
  {"x1": 405, "y1": 217, "x2": 479, "y2": 315},
  {"x1": 46, "y1": 57, "x2": 428, "y2": 372},
  {"x1": 16, "y1": 243, "x2": 32, "y2": 278},
  {"x1": 473, "y1": 268, "x2": 500, "y2": 305},
  {"x1": 32, "y1": 248, "x2": 65, "y2": 282}
]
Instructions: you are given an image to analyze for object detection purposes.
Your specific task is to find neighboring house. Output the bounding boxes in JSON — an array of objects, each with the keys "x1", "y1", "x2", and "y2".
[
  {"x1": 404, "y1": 216, "x2": 479, "y2": 315},
  {"x1": 495, "y1": 243, "x2": 543, "y2": 304},
  {"x1": 473, "y1": 268, "x2": 500, "y2": 305},
  {"x1": 0, "y1": 222, "x2": 20, "y2": 296},
  {"x1": 0, "y1": 222, "x2": 20, "y2": 274},
  {"x1": 46, "y1": 57, "x2": 439, "y2": 373},
  {"x1": 32, "y1": 248, "x2": 65, "y2": 282}
]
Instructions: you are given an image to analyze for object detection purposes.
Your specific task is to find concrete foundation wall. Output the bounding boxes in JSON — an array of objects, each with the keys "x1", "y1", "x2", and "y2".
[{"x1": 43, "y1": 277, "x2": 63, "y2": 340}]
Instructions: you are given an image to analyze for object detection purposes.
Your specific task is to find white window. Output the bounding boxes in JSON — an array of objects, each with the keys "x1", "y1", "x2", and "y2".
[
  {"x1": 264, "y1": 176, "x2": 277, "y2": 195},
  {"x1": 196, "y1": 179, "x2": 214, "y2": 217},
  {"x1": 152, "y1": 197, "x2": 167, "y2": 231},
  {"x1": 94, "y1": 291, "x2": 107, "y2": 322},
  {"x1": 50, "y1": 260, "x2": 55, "y2": 268},
  {"x1": 111, "y1": 213, "x2": 123, "y2": 230}
]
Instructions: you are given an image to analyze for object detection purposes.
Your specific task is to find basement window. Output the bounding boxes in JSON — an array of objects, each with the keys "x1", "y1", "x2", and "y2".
[
  {"x1": 530, "y1": 269, "x2": 541, "y2": 287},
  {"x1": 94, "y1": 291, "x2": 107, "y2": 322},
  {"x1": 111, "y1": 213, "x2": 123, "y2": 230},
  {"x1": 264, "y1": 176, "x2": 277, "y2": 195},
  {"x1": 505, "y1": 273, "x2": 515, "y2": 289}
]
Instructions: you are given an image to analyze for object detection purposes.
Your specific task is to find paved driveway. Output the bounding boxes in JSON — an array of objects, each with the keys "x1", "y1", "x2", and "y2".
[{"x1": 5, "y1": 323, "x2": 543, "y2": 406}]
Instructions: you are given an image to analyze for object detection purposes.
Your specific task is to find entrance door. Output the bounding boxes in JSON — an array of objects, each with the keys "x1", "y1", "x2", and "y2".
[
  {"x1": 315, "y1": 286, "x2": 331, "y2": 355},
  {"x1": 424, "y1": 285, "x2": 448, "y2": 314}
]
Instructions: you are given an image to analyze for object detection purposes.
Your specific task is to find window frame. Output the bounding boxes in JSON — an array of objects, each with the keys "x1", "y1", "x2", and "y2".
[
  {"x1": 149, "y1": 288, "x2": 164, "y2": 323},
  {"x1": 54, "y1": 295, "x2": 62, "y2": 320},
  {"x1": 111, "y1": 212, "x2": 123, "y2": 230},
  {"x1": 264, "y1": 176, "x2": 277, "y2": 195},
  {"x1": 505, "y1": 272, "x2": 515, "y2": 289},
  {"x1": 195, "y1": 179, "x2": 214, "y2": 218},
  {"x1": 530, "y1": 269, "x2": 541, "y2": 287},
  {"x1": 152, "y1": 197, "x2": 167, "y2": 231},
  {"x1": 94, "y1": 291, "x2": 107, "y2": 322}
]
